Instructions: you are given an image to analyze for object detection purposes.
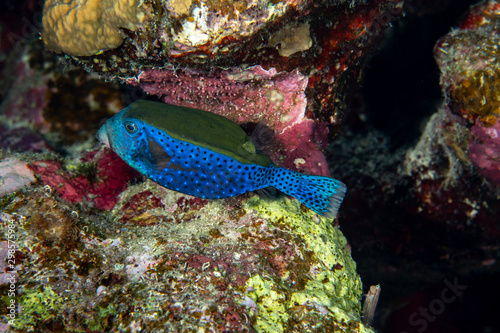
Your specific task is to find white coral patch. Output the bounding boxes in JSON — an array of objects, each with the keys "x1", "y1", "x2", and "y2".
[{"x1": 175, "y1": 4, "x2": 210, "y2": 47}]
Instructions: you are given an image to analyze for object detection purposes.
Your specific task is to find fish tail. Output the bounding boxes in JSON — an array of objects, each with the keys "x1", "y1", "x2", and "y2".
[{"x1": 266, "y1": 165, "x2": 347, "y2": 218}]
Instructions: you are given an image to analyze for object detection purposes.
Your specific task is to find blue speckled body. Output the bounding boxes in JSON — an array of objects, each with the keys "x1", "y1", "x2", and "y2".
[
  {"x1": 97, "y1": 101, "x2": 346, "y2": 217},
  {"x1": 131, "y1": 125, "x2": 268, "y2": 198}
]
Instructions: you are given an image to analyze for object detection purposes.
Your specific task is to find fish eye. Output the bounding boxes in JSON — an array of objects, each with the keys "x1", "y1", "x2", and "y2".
[{"x1": 124, "y1": 121, "x2": 138, "y2": 134}]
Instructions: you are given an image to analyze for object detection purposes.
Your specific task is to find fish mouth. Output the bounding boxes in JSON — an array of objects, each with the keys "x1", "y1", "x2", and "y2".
[{"x1": 96, "y1": 125, "x2": 110, "y2": 148}]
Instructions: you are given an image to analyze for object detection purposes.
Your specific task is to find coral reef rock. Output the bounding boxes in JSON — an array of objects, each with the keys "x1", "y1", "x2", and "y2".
[
  {"x1": 435, "y1": 0, "x2": 500, "y2": 185},
  {"x1": 0, "y1": 178, "x2": 373, "y2": 332},
  {"x1": 41, "y1": 0, "x2": 405, "y2": 174}
]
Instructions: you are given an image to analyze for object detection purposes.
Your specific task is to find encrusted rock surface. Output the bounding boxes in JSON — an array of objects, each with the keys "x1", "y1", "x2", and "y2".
[{"x1": 0, "y1": 176, "x2": 372, "y2": 332}]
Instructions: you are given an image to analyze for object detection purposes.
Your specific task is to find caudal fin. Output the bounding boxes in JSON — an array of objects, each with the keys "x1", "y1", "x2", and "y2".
[{"x1": 267, "y1": 166, "x2": 347, "y2": 218}]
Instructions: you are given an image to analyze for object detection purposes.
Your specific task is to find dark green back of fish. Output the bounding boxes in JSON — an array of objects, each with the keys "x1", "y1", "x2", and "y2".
[{"x1": 125, "y1": 101, "x2": 272, "y2": 166}]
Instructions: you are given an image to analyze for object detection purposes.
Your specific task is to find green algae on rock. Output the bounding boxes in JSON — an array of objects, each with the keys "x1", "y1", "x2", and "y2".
[
  {"x1": 9, "y1": 286, "x2": 65, "y2": 331},
  {"x1": 245, "y1": 195, "x2": 365, "y2": 332}
]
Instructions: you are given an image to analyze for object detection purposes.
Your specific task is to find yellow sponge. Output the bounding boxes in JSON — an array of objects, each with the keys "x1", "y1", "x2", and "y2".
[{"x1": 42, "y1": 0, "x2": 147, "y2": 56}]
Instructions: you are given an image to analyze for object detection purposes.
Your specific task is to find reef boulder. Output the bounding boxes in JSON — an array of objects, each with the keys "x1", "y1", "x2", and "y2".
[
  {"x1": 434, "y1": 0, "x2": 500, "y2": 185},
  {"x1": 41, "y1": 0, "x2": 405, "y2": 175},
  {"x1": 0, "y1": 179, "x2": 373, "y2": 332}
]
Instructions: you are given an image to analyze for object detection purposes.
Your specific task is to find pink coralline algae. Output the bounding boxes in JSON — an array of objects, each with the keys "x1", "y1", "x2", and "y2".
[
  {"x1": 28, "y1": 148, "x2": 139, "y2": 210},
  {"x1": 0, "y1": 158, "x2": 36, "y2": 196},
  {"x1": 133, "y1": 66, "x2": 308, "y2": 135},
  {"x1": 132, "y1": 65, "x2": 331, "y2": 175},
  {"x1": 274, "y1": 118, "x2": 331, "y2": 175},
  {"x1": 469, "y1": 119, "x2": 500, "y2": 185}
]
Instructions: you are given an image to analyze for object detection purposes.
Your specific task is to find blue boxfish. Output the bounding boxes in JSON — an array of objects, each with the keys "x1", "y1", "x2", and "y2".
[{"x1": 97, "y1": 101, "x2": 346, "y2": 217}]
